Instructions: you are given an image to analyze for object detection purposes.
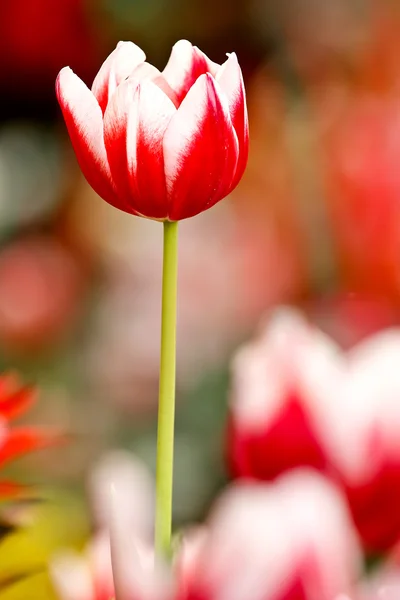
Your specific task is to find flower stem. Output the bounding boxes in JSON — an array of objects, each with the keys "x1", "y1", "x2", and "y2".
[{"x1": 155, "y1": 220, "x2": 178, "y2": 556}]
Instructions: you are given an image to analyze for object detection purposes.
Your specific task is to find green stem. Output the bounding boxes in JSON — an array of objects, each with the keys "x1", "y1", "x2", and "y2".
[{"x1": 155, "y1": 220, "x2": 178, "y2": 556}]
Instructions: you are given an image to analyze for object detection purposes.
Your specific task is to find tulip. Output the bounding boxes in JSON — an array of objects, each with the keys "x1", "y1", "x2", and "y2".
[
  {"x1": 334, "y1": 331, "x2": 400, "y2": 552},
  {"x1": 57, "y1": 43, "x2": 248, "y2": 554},
  {"x1": 177, "y1": 470, "x2": 361, "y2": 600},
  {"x1": 228, "y1": 308, "x2": 400, "y2": 553},
  {"x1": 56, "y1": 39, "x2": 248, "y2": 221},
  {"x1": 228, "y1": 308, "x2": 342, "y2": 481}
]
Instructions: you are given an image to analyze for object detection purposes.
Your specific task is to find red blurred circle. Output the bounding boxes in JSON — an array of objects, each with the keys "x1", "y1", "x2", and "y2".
[{"x1": 0, "y1": 236, "x2": 85, "y2": 352}]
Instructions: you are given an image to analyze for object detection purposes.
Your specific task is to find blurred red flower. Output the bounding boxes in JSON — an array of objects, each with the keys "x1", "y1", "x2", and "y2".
[
  {"x1": 299, "y1": 3, "x2": 400, "y2": 302},
  {"x1": 0, "y1": 0, "x2": 101, "y2": 94},
  {"x1": 0, "y1": 372, "x2": 57, "y2": 496},
  {"x1": 322, "y1": 96, "x2": 400, "y2": 300}
]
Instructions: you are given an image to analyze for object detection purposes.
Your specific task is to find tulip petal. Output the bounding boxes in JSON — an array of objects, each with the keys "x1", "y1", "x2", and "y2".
[
  {"x1": 126, "y1": 81, "x2": 177, "y2": 218},
  {"x1": 126, "y1": 63, "x2": 180, "y2": 107},
  {"x1": 164, "y1": 73, "x2": 239, "y2": 220},
  {"x1": 91, "y1": 41, "x2": 146, "y2": 113},
  {"x1": 89, "y1": 451, "x2": 154, "y2": 539},
  {"x1": 56, "y1": 68, "x2": 121, "y2": 209},
  {"x1": 103, "y1": 78, "x2": 142, "y2": 213},
  {"x1": 105, "y1": 78, "x2": 176, "y2": 219},
  {"x1": 216, "y1": 53, "x2": 249, "y2": 190},
  {"x1": 163, "y1": 40, "x2": 219, "y2": 104},
  {"x1": 109, "y1": 485, "x2": 169, "y2": 600}
]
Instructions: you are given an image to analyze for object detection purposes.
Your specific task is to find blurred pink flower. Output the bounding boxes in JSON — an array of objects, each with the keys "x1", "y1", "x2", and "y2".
[
  {"x1": 52, "y1": 455, "x2": 361, "y2": 600},
  {"x1": 176, "y1": 470, "x2": 361, "y2": 600},
  {"x1": 228, "y1": 308, "x2": 400, "y2": 553}
]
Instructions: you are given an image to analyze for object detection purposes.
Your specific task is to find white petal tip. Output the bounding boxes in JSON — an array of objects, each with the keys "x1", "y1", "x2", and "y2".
[
  {"x1": 173, "y1": 39, "x2": 193, "y2": 48},
  {"x1": 57, "y1": 66, "x2": 73, "y2": 82}
]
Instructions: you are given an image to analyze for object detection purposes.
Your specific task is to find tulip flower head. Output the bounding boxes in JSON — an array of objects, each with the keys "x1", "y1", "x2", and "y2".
[{"x1": 56, "y1": 40, "x2": 248, "y2": 221}]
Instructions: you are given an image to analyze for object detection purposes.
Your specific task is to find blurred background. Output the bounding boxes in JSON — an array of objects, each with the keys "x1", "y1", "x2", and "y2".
[{"x1": 1, "y1": 0, "x2": 400, "y2": 592}]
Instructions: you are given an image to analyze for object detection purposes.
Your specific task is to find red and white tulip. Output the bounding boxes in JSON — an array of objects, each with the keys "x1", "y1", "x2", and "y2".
[
  {"x1": 228, "y1": 308, "x2": 342, "y2": 481},
  {"x1": 56, "y1": 40, "x2": 248, "y2": 221},
  {"x1": 228, "y1": 308, "x2": 400, "y2": 553},
  {"x1": 177, "y1": 470, "x2": 361, "y2": 600},
  {"x1": 51, "y1": 453, "x2": 362, "y2": 600}
]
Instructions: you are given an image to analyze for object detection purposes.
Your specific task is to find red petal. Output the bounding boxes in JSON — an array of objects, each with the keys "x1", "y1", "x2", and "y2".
[
  {"x1": 164, "y1": 73, "x2": 239, "y2": 220},
  {"x1": 104, "y1": 68, "x2": 176, "y2": 218},
  {"x1": 91, "y1": 41, "x2": 146, "y2": 113},
  {"x1": 126, "y1": 81, "x2": 176, "y2": 219},
  {"x1": 0, "y1": 428, "x2": 61, "y2": 467},
  {"x1": 216, "y1": 53, "x2": 249, "y2": 190},
  {"x1": 0, "y1": 374, "x2": 35, "y2": 421},
  {"x1": 229, "y1": 396, "x2": 328, "y2": 481},
  {"x1": 0, "y1": 385, "x2": 36, "y2": 421},
  {"x1": 103, "y1": 77, "x2": 141, "y2": 214},
  {"x1": 56, "y1": 68, "x2": 122, "y2": 211},
  {"x1": 163, "y1": 40, "x2": 219, "y2": 104}
]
